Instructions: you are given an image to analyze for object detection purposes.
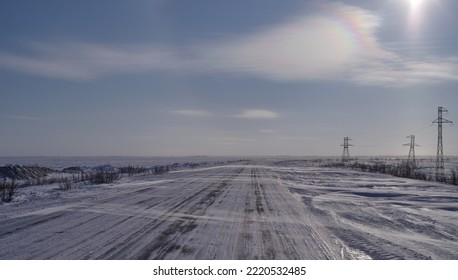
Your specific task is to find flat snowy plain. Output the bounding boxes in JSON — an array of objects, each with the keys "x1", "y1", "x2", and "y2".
[{"x1": 0, "y1": 159, "x2": 456, "y2": 260}]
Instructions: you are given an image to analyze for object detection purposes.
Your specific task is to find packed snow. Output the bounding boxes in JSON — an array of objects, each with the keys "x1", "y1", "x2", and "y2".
[{"x1": 0, "y1": 158, "x2": 456, "y2": 259}]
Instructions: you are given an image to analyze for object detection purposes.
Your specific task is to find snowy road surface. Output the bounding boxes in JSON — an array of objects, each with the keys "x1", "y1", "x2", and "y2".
[{"x1": 0, "y1": 163, "x2": 456, "y2": 259}]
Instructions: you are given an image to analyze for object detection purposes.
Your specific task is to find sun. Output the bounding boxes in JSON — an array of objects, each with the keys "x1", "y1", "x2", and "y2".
[
  {"x1": 406, "y1": 0, "x2": 431, "y2": 35},
  {"x1": 409, "y1": 0, "x2": 424, "y2": 8}
]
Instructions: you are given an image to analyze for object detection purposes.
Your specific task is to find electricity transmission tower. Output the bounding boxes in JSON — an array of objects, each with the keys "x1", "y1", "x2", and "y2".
[
  {"x1": 403, "y1": 135, "x2": 419, "y2": 169},
  {"x1": 433, "y1": 107, "x2": 453, "y2": 182},
  {"x1": 341, "y1": 137, "x2": 352, "y2": 163}
]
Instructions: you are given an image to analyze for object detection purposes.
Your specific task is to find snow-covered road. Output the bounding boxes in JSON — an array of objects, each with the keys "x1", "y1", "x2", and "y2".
[{"x1": 0, "y1": 164, "x2": 456, "y2": 259}]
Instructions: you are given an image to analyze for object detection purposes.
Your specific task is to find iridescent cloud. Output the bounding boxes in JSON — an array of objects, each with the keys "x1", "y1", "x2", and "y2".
[{"x1": 0, "y1": 3, "x2": 456, "y2": 86}]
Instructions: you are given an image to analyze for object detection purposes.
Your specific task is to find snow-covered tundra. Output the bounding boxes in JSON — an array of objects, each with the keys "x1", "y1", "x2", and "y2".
[{"x1": 0, "y1": 161, "x2": 456, "y2": 259}]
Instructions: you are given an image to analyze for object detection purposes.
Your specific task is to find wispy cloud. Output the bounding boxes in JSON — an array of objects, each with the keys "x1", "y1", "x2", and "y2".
[
  {"x1": 200, "y1": 3, "x2": 389, "y2": 82},
  {"x1": 235, "y1": 109, "x2": 279, "y2": 119},
  {"x1": 0, "y1": 43, "x2": 184, "y2": 80},
  {"x1": 350, "y1": 57, "x2": 458, "y2": 86},
  {"x1": 0, "y1": 3, "x2": 457, "y2": 86},
  {"x1": 171, "y1": 110, "x2": 212, "y2": 117}
]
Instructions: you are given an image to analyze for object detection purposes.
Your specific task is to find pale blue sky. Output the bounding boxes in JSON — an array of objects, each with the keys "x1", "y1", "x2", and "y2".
[{"x1": 0, "y1": 0, "x2": 457, "y2": 156}]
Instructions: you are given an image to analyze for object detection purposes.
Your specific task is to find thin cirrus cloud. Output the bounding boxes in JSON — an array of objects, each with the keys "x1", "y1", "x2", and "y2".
[
  {"x1": 172, "y1": 109, "x2": 279, "y2": 119},
  {"x1": 0, "y1": 3, "x2": 457, "y2": 86},
  {"x1": 0, "y1": 42, "x2": 183, "y2": 80},
  {"x1": 171, "y1": 110, "x2": 212, "y2": 117},
  {"x1": 235, "y1": 109, "x2": 279, "y2": 119}
]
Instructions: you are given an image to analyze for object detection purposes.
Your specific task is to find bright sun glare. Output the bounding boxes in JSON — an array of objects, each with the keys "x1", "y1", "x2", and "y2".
[{"x1": 409, "y1": 0, "x2": 424, "y2": 8}]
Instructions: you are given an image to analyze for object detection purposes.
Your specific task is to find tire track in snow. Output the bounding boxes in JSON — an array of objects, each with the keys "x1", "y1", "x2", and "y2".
[
  {"x1": 3, "y1": 163, "x2": 452, "y2": 260},
  {"x1": 0, "y1": 211, "x2": 65, "y2": 238},
  {"x1": 95, "y1": 167, "x2": 244, "y2": 259},
  {"x1": 0, "y1": 167, "x2": 230, "y2": 259},
  {"x1": 329, "y1": 227, "x2": 430, "y2": 260},
  {"x1": 134, "y1": 167, "x2": 245, "y2": 259}
]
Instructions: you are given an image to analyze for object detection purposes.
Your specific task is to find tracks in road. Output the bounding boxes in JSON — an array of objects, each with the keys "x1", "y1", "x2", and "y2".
[
  {"x1": 2, "y1": 164, "x2": 453, "y2": 259},
  {"x1": 132, "y1": 167, "x2": 245, "y2": 260},
  {"x1": 0, "y1": 165, "x2": 344, "y2": 259}
]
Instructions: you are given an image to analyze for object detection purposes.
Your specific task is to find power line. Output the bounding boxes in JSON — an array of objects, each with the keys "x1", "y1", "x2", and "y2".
[
  {"x1": 353, "y1": 123, "x2": 433, "y2": 147},
  {"x1": 432, "y1": 106, "x2": 453, "y2": 182},
  {"x1": 403, "y1": 135, "x2": 419, "y2": 169},
  {"x1": 341, "y1": 137, "x2": 353, "y2": 163}
]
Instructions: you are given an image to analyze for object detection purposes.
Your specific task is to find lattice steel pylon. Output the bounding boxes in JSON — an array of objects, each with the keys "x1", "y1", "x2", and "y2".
[
  {"x1": 341, "y1": 137, "x2": 353, "y2": 163},
  {"x1": 433, "y1": 107, "x2": 453, "y2": 182},
  {"x1": 403, "y1": 135, "x2": 419, "y2": 170}
]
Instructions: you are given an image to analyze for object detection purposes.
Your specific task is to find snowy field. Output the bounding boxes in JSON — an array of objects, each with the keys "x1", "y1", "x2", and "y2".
[
  {"x1": 0, "y1": 156, "x2": 249, "y2": 169},
  {"x1": 0, "y1": 158, "x2": 457, "y2": 260}
]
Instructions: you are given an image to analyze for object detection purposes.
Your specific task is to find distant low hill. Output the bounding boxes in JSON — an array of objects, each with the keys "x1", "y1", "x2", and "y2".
[{"x1": 0, "y1": 165, "x2": 53, "y2": 180}]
